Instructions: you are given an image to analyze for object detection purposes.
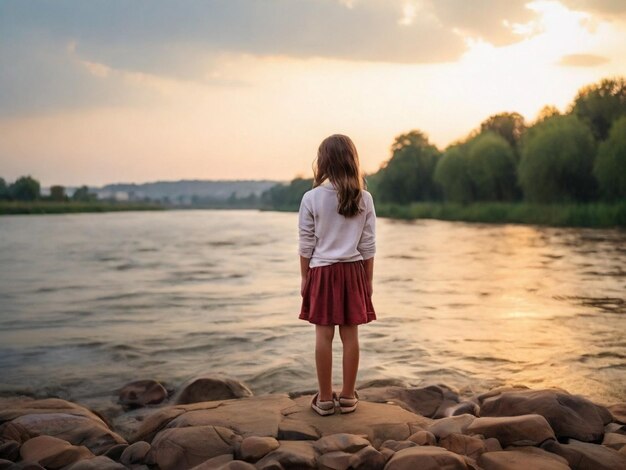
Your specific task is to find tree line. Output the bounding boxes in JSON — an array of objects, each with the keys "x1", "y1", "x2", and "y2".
[
  {"x1": 264, "y1": 76, "x2": 626, "y2": 208},
  {"x1": 0, "y1": 176, "x2": 97, "y2": 202}
]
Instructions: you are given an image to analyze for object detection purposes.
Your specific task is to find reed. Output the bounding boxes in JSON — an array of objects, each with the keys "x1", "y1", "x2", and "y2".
[
  {"x1": 374, "y1": 201, "x2": 626, "y2": 228},
  {"x1": 0, "y1": 200, "x2": 164, "y2": 215}
]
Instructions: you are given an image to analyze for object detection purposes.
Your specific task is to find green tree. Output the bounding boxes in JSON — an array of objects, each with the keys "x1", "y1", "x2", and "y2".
[
  {"x1": 72, "y1": 185, "x2": 97, "y2": 202},
  {"x1": 466, "y1": 132, "x2": 519, "y2": 201},
  {"x1": 373, "y1": 130, "x2": 441, "y2": 203},
  {"x1": 0, "y1": 177, "x2": 9, "y2": 200},
  {"x1": 9, "y1": 176, "x2": 40, "y2": 201},
  {"x1": 519, "y1": 115, "x2": 597, "y2": 202},
  {"x1": 433, "y1": 144, "x2": 475, "y2": 203},
  {"x1": 261, "y1": 177, "x2": 313, "y2": 208},
  {"x1": 533, "y1": 105, "x2": 561, "y2": 125},
  {"x1": 570, "y1": 76, "x2": 626, "y2": 141},
  {"x1": 479, "y1": 112, "x2": 527, "y2": 161},
  {"x1": 593, "y1": 115, "x2": 626, "y2": 201},
  {"x1": 49, "y1": 185, "x2": 67, "y2": 201}
]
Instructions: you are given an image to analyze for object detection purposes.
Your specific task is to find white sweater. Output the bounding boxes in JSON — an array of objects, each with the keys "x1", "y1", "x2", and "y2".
[{"x1": 298, "y1": 181, "x2": 376, "y2": 267}]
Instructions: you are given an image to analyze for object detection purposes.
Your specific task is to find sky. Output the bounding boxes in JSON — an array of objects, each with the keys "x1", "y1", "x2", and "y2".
[{"x1": 1, "y1": 0, "x2": 625, "y2": 187}]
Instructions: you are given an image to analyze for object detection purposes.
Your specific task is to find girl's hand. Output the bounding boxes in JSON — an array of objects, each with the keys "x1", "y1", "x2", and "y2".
[{"x1": 301, "y1": 277, "x2": 307, "y2": 297}]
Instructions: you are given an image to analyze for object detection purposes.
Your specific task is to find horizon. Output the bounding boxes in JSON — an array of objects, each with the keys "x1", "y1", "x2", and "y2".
[{"x1": 1, "y1": 0, "x2": 626, "y2": 187}]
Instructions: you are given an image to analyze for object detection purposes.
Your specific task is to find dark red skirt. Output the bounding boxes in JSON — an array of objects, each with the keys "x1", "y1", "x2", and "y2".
[{"x1": 299, "y1": 260, "x2": 376, "y2": 326}]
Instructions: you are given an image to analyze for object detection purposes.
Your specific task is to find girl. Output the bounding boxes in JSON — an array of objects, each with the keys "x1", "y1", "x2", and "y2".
[{"x1": 298, "y1": 134, "x2": 376, "y2": 416}]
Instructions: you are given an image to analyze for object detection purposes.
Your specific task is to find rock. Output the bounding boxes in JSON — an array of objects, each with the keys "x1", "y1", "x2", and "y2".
[
  {"x1": 541, "y1": 437, "x2": 626, "y2": 470},
  {"x1": 313, "y1": 433, "x2": 370, "y2": 454},
  {"x1": 379, "y1": 447, "x2": 395, "y2": 463},
  {"x1": 608, "y1": 403, "x2": 626, "y2": 424},
  {"x1": 62, "y1": 455, "x2": 127, "y2": 469},
  {"x1": 318, "y1": 451, "x2": 352, "y2": 470},
  {"x1": 118, "y1": 380, "x2": 168, "y2": 409},
  {"x1": 0, "y1": 397, "x2": 127, "y2": 455},
  {"x1": 479, "y1": 388, "x2": 611, "y2": 442},
  {"x1": 0, "y1": 459, "x2": 14, "y2": 470},
  {"x1": 443, "y1": 401, "x2": 480, "y2": 417},
  {"x1": 602, "y1": 432, "x2": 626, "y2": 450},
  {"x1": 484, "y1": 437, "x2": 502, "y2": 452},
  {"x1": 407, "y1": 430, "x2": 436, "y2": 446},
  {"x1": 0, "y1": 439, "x2": 19, "y2": 460},
  {"x1": 132, "y1": 394, "x2": 292, "y2": 443},
  {"x1": 174, "y1": 375, "x2": 253, "y2": 404},
  {"x1": 605, "y1": 422, "x2": 626, "y2": 435},
  {"x1": 359, "y1": 384, "x2": 460, "y2": 418},
  {"x1": 277, "y1": 420, "x2": 319, "y2": 440},
  {"x1": 427, "y1": 414, "x2": 476, "y2": 439},
  {"x1": 10, "y1": 463, "x2": 46, "y2": 470},
  {"x1": 255, "y1": 440, "x2": 318, "y2": 469},
  {"x1": 255, "y1": 459, "x2": 284, "y2": 470},
  {"x1": 120, "y1": 441, "x2": 151, "y2": 465},
  {"x1": 19, "y1": 435, "x2": 94, "y2": 469},
  {"x1": 466, "y1": 414, "x2": 556, "y2": 447},
  {"x1": 478, "y1": 446, "x2": 570, "y2": 470},
  {"x1": 379, "y1": 440, "x2": 416, "y2": 452},
  {"x1": 217, "y1": 462, "x2": 256, "y2": 470},
  {"x1": 146, "y1": 425, "x2": 240, "y2": 470},
  {"x1": 240, "y1": 436, "x2": 280, "y2": 462},
  {"x1": 349, "y1": 445, "x2": 386, "y2": 470},
  {"x1": 439, "y1": 433, "x2": 487, "y2": 460},
  {"x1": 102, "y1": 443, "x2": 128, "y2": 461},
  {"x1": 189, "y1": 454, "x2": 233, "y2": 469},
  {"x1": 287, "y1": 396, "x2": 431, "y2": 448},
  {"x1": 383, "y1": 446, "x2": 469, "y2": 469}
]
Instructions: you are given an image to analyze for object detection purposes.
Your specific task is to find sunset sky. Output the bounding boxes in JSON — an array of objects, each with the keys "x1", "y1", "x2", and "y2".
[{"x1": 1, "y1": 0, "x2": 626, "y2": 187}]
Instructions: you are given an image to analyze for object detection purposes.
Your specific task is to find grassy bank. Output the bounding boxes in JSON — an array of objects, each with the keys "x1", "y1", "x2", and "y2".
[
  {"x1": 375, "y1": 201, "x2": 626, "y2": 228},
  {"x1": 0, "y1": 200, "x2": 164, "y2": 215},
  {"x1": 262, "y1": 201, "x2": 626, "y2": 228}
]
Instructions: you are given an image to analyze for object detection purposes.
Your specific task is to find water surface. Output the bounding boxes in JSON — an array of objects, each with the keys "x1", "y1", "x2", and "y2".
[{"x1": 0, "y1": 210, "x2": 624, "y2": 412}]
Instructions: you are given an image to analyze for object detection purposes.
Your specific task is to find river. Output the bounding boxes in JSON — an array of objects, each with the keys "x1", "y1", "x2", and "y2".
[{"x1": 0, "y1": 210, "x2": 624, "y2": 412}]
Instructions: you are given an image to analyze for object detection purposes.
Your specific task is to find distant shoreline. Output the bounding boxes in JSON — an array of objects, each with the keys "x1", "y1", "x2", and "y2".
[
  {"x1": 0, "y1": 200, "x2": 164, "y2": 215},
  {"x1": 3, "y1": 200, "x2": 625, "y2": 229},
  {"x1": 264, "y1": 201, "x2": 626, "y2": 229}
]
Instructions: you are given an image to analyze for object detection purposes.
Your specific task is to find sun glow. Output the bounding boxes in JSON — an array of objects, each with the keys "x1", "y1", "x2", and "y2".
[{"x1": 1, "y1": 1, "x2": 625, "y2": 186}]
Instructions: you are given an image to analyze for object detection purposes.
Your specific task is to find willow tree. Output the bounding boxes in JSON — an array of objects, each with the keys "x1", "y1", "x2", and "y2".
[
  {"x1": 466, "y1": 132, "x2": 518, "y2": 201},
  {"x1": 433, "y1": 144, "x2": 474, "y2": 203},
  {"x1": 519, "y1": 115, "x2": 597, "y2": 202},
  {"x1": 593, "y1": 115, "x2": 626, "y2": 201},
  {"x1": 373, "y1": 130, "x2": 441, "y2": 203},
  {"x1": 570, "y1": 76, "x2": 626, "y2": 141}
]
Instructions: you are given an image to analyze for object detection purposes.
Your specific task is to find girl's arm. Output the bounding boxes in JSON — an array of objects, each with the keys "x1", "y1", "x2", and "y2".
[
  {"x1": 363, "y1": 257, "x2": 374, "y2": 295},
  {"x1": 300, "y1": 256, "x2": 311, "y2": 296}
]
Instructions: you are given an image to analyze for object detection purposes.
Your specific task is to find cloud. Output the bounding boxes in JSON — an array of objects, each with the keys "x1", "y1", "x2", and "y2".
[
  {"x1": 428, "y1": 0, "x2": 540, "y2": 46},
  {"x1": 3, "y1": 0, "x2": 618, "y2": 115},
  {"x1": 557, "y1": 52, "x2": 611, "y2": 66},
  {"x1": 1, "y1": 1, "x2": 543, "y2": 71},
  {"x1": 560, "y1": 0, "x2": 626, "y2": 16}
]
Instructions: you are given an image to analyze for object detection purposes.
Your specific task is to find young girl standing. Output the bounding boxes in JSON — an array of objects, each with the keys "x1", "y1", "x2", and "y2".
[{"x1": 298, "y1": 134, "x2": 376, "y2": 416}]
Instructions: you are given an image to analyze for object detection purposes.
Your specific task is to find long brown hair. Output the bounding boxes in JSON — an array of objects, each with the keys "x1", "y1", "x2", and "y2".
[{"x1": 313, "y1": 134, "x2": 364, "y2": 217}]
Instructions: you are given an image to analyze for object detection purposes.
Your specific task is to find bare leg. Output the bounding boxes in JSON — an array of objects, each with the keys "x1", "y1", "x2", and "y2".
[
  {"x1": 315, "y1": 325, "x2": 335, "y2": 401},
  {"x1": 339, "y1": 325, "x2": 359, "y2": 398}
]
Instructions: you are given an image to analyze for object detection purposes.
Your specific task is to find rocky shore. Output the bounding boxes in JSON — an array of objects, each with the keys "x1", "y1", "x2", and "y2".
[{"x1": 1, "y1": 375, "x2": 625, "y2": 469}]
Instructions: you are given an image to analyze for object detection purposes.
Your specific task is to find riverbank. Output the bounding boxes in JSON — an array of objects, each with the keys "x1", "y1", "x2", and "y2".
[
  {"x1": 264, "y1": 201, "x2": 626, "y2": 228},
  {"x1": 0, "y1": 200, "x2": 164, "y2": 215},
  {"x1": 374, "y1": 201, "x2": 626, "y2": 228},
  {"x1": 1, "y1": 375, "x2": 624, "y2": 469}
]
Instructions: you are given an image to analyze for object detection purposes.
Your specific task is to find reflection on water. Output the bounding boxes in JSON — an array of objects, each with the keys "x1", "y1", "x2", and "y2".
[{"x1": 0, "y1": 210, "x2": 624, "y2": 411}]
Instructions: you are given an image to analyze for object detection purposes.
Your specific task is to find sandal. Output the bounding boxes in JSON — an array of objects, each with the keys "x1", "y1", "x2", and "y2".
[
  {"x1": 311, "y1": 392, "x2": 337, "y2": 416},
  {"x1": 338, "y1": 390, "x2": 359, "y2": 413}
]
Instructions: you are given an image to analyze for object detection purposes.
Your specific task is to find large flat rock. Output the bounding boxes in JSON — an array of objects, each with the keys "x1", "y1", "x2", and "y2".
[
  {"x1": 478, "y1": 388, "x2": 611, "y2": 442},
  {"x1": 131, "y1": 394, "x2": 293, "y2": 443},
  {"x1": 289, "y1": 396, "x2": 432, "y2": 448}
]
